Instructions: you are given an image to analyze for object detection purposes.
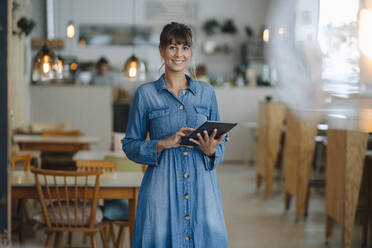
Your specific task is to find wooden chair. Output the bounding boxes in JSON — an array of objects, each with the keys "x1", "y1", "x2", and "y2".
[
  {"x1": 11, "y1": 155, "x2": 32, "y2": 171},
  {"x1": 256, "y1": 102, "x2": 286, "y2": 195},
  {"x1": 11, "y1": 136, "x2": 42, "y2": 168},
  {"x1": 10, "y1": 155, "x2": 33, "y2": 243},
  {"x1": 42, "y1": 130, "x2": 82, "y2": 137},
  {"x1": 30, "y1": 168, "x2": 108, "y2": 248},
  {"x1": 76, "y1": 160, "x2": 116, "y2": 173},
  {"x1": 75, "y1": 160, "x2": 129, "y2": 248}
]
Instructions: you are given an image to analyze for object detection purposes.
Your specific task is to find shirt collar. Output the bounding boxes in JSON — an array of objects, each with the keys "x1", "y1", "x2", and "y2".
[{"x1": 156, "y1": 74, "x2": 196, "y2": 95}]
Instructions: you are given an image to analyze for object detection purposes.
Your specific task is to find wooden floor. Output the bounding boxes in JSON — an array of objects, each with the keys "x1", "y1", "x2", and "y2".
[{"x1": 12, "y1": 164, "x2": 364, "y2": 247}]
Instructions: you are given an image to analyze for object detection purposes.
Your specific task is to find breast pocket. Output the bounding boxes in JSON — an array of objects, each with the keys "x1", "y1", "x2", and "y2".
[
  {"x1": 194, "y1": 106, "x2": 209, "y2": 127},
  {"x1": 148, "y1": 108, "x2": 170, "y2": 138}
]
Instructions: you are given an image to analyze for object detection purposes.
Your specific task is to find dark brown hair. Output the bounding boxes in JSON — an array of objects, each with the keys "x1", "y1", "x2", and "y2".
[{"x1": 159, "y1": 22, "x2": 193, "y2": 49}]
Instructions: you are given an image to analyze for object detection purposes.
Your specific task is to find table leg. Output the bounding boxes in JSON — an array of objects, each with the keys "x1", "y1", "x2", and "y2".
[
  {"x1": 325, "y1": 216, "x2": 334, "y2": 241},
  {"x1": 256, "y1": 174, "x2": 263, "y2": 190},
  {"x1": 343, "y1": 132, "x2": 366, "y2": 248},
  {"x1": 129, "y1": 187, "x2": 139, "y2": 247},
  {"x1": 284, "y1": 193, "x2": 291, "y2": 211}
]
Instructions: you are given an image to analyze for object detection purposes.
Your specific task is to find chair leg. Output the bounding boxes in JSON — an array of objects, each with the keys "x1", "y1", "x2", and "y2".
[
  {"x1": 20, "y1": 199, "x2": 30, "y2": 222},
  {"x1": 284, "y1": 193, "x2": 292, "y2": 211},
  {"x1": 325, "y1": 216, "x2": 334, "y2": 242},
  {"x1": 110, "y1": 222, "x2": 117, "y2": 247},
  {"x1": 54, "y1": 231, "x2": 63, "y2": 248},
  {"x1": 256, "y1": 174, "x2": 263, "y2": 190},
  {"x1": 17, "y1": 225, "x2": 23, "y2": 244},
  {"x1": 82, "y1": 232, "x2": 88, "y2": 244},
  {"x1": 100, "y1": 228, "x2": 109, "y2": 248},
  {"x1": 67, "y1": 232, "x2": 73, "y2": 247},
  {"x1": 304, "y1": 187, "x2": 310, "y2": 218},
  {"x1": 90, "y1": 234, "x2": 98, "y2": 248},
  {"x1": 117, "y1": 225, "x2": 127, "y2": 248},
  {"x1": 45, "y1": 232, "x2": 54, "y2": 248}
]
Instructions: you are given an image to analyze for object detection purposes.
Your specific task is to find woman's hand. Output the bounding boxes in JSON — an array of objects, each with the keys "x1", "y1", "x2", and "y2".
[
  {"x1": 189, "y1": 129, "x2": 226, "y2": 156},
  {"x1": 157, "y1": 127, "x2": 195, "y2": 154}
]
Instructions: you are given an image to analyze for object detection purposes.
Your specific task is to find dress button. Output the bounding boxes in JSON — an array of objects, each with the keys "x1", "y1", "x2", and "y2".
[
  {"x1": 182, "y1": 90, "x2": 186, "y2": 95},
  {"x1": 183, "y1": 151, "x2": 188, "y2": 156},
  {"x1": 184, "y1": 193, "x2": 190, "y2": 199},
  {"x1": 179, "y1": 105, "x2": 184, "y2": 110},
  {"x1": 185, "y1": 236, "x2": 190, "y2": 241},
  {"x1": 184, "y1": 173, "x2": 189, "y2": 178},
  {"x1": 185, "y1": 215, "x2": 190, "y2": 220}
]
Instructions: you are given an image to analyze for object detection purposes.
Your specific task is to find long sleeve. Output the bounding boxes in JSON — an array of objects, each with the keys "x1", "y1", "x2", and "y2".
[
  {"x1": 122, "y1": 89, "x2": 160, "y2": 166},
  {"x1": 203, "y1": 89, "x2": 227, "y2": 171}
]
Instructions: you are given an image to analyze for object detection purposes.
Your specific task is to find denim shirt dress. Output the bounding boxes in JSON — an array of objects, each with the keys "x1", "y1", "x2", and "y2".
[{"x1": 123, "y1": 74, "x2": 228, "y2": 248}]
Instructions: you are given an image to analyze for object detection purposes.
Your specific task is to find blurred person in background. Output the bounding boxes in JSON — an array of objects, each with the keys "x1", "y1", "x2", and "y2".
[{"x1": 90, "y1": 57, "x2": 121, "y2": 101}]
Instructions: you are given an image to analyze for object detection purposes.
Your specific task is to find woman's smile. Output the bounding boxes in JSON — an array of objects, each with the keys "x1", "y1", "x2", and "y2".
[{"x1": 171, "y1": 59, "x2": 185, "y2": 65}]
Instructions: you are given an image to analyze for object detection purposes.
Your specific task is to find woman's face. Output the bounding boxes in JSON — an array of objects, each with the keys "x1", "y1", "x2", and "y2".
[{"x1": 160, "y1": 39, "x2": 192, "y2": 73}]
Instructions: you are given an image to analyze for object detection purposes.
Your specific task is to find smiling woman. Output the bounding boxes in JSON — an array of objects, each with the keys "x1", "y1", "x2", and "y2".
[{"x1": 122, "y1": 22, "x2": 229, "y2": 248}]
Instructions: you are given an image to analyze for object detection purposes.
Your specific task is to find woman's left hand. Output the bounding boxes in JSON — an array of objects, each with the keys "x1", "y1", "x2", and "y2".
[{"x1": 189, "y1": 129, "x2": 226, "y2": 156}]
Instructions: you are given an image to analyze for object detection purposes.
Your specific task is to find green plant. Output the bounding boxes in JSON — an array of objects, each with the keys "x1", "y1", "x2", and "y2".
[
  {"x1": 12, "y1": 0, "x2": 35, "y2": 37},
  {"x1": 202, "y1": 19, "x2": 219, "y2": 36}
]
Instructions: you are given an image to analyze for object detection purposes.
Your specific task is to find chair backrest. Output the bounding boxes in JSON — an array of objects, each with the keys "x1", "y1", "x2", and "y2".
[
  {"x1": 29, "y1": 122, "x2": 70, "y2": 133},
  {"x1": 75, "y1": 160, "x2": 116, "y2": 173},
  {"x1": 11, "y1": 155, "x2": 32, "y2": 171},
  {"x1": 31, "y1": 168, "x2": 102, "y2": 229},
  {"x1": 42, "y1": 130, "x2": 82, "y2": 137}
]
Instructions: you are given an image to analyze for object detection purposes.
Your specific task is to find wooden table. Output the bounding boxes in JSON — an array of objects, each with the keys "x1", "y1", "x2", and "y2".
[
  {"x1": 14, "y1": 135, "x2": 100, "y2": 153},
  {"x1": 11, "y1": 170, "x2": 142, "y2": 246}
]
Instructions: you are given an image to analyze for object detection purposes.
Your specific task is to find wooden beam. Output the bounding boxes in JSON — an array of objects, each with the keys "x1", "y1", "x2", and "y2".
[{"x1": 31, "y1": 38, "x2": 65, "y2": 49}]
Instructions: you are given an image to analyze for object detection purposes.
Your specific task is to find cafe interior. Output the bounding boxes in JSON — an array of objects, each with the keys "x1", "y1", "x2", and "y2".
[{"x1": 3, "y1": 0, "x2": 372, "y2": 247}]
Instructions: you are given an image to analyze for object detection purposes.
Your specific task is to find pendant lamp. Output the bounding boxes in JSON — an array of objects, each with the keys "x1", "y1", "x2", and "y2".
[
  {"x1": 32, "y1": 45, "x2": 63, "y2": 82},
  {"x1": 124, "y1": 55, "x2": 140, "y2": 78},
  {"x1": 124, "y1": 0, "x2": 141, "y2": 78},
  {"x1": 32, "y1": 0, "x2": 62, "y2": 82}
]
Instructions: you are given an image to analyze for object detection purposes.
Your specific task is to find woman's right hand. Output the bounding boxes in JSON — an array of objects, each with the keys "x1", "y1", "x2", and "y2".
[{"x1": 157, "y1": 127, "x2": 195, "y2": 154}]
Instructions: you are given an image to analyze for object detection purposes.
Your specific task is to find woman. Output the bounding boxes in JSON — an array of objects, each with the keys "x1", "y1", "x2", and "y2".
[{"x1": 123, "y1": 22, "x2": 228, "y2": 248}]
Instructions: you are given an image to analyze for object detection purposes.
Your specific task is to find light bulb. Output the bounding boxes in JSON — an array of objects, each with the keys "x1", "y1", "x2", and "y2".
[
  {"x1": 124, "y1": 55, "x2": 141, "y2": 78},
  {"x1": 129, "y1": 67, "x2": 137, "y2": 78},
  {"x1": 42, "y1": 63, "x2": 50, "y2": 74},
  {"x1": 278, "y1": 27, "x2": 285, "y2": 35},
  {"x1": 263, "y1": 29, "x2": 269, "y2": 43},
  {"x1": 66, "y1": 22, "x2": 75, "y2": 39},
  {"x1": 42, "y1": 55, "x2": 51, "y2": 74},
  {"x1": 70, "y1": 62, "x2": 78, "y2": 71}
]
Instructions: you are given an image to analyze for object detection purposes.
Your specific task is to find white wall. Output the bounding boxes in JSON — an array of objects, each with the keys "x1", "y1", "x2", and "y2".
[
  {"x1": 30, "y1": 0, "x2": 270, "y2": 79},
  {"x1": 216, "y1": 87, "x2": 279, "y2": 163},
  {"x1": 30, "y1": 85, "x2": 112, "y2": 151}
]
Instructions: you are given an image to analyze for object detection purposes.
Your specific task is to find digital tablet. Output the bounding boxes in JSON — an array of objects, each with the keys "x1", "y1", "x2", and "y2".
[{"x1": 180, "y1": 121, "x2": 237, "y2": 146}]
